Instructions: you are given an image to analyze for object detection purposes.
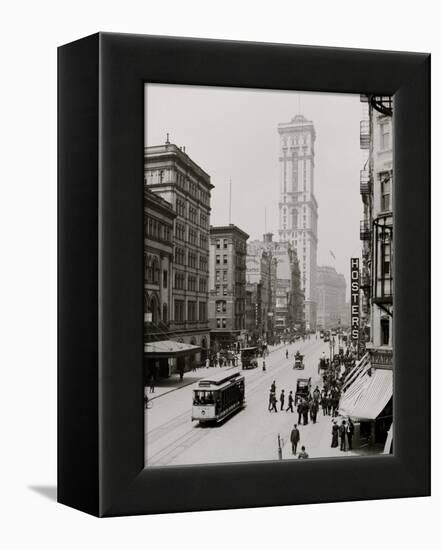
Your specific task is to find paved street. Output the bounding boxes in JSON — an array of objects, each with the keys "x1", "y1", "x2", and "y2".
[{"x1": 145, "y1": 337, "x2": 366, "y2": 467}]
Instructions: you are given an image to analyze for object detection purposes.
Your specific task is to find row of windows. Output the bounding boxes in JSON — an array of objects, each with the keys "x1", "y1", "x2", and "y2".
[
  {"x1": 145, "y1": 217, "x2": 172, "y2": 243},
  {"x1": 215, "y1": 270, "x2": 228, "y2": 283},
  {"x1": 216, "y1": 254, "x2": 228, "y2": 265},
  {"x1": 175, "y1": 222, "x2": 209, "y2": 249},
  {"x1": 174, "y1": 271, "x2": 208, "y2": 292},
  {"x1": 174, "y1": 300, "x2": 207, "y2": 322},
  {"x1": 174, "y1": 247, "x2": 209, "y2": 271},
  {"x1": 174, "y1": 172, "x2": 210, "y2": 207}
]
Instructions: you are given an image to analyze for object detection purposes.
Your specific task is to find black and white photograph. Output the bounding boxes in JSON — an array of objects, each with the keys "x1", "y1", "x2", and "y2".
[{"x1": 143, "y1": 85, "x2": 394, "y2": 467}]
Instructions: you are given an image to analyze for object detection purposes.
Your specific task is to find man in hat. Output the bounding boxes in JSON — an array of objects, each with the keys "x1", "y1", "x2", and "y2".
[{"x1": 290, "y1": 424, "x2": 300, "y2": 455}]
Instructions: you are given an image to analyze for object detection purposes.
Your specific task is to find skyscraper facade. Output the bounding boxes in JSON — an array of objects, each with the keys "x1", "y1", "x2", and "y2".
[{"x1": 277, "y1": 114, "x2": 318, "y2": 330}]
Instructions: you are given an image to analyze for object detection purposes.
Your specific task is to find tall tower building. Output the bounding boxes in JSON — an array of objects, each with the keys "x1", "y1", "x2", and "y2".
[{"x1": 277, "y1": 114, "x2": 318, "y2": 330}]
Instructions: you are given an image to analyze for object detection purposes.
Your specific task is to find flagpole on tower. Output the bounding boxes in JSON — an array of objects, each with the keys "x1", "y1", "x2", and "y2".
[{"x1": 229, "y1": 178, "x2": 232, "y2": 225}]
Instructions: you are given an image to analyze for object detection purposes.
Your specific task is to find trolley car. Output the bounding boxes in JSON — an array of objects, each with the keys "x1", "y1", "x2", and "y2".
[{"x1": 192, "y1": 371, "x2": 245, "y2": 423}]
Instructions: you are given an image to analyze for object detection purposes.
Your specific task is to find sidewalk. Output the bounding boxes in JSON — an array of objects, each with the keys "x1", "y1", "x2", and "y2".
[
  {"x1": 146, "y1": 342, "x2": 286, "y2": 400},
  {"x1": 146, "y1": 364, "x2": 237, "y2": 400},
  {"x1": 280, "y1": 412, "x2": 385, "y2": 461}
]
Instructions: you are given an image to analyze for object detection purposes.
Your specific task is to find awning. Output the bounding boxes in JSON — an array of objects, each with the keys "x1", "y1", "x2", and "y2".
[
  {"x1": 339, "y1": 368, "x2": 392, "y2": 421},
  {"x1": 144, "y1": 340, "x2": 201, "y2": 358}
]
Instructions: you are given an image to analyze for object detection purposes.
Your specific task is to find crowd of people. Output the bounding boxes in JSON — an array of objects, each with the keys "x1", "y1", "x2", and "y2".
[{"x1": 267, "y1": 340, "x2": 359, "y2": 459}]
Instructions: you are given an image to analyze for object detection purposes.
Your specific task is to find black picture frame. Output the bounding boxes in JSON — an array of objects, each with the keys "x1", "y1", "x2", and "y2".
[{"x1": 58, "y1": 32, "x2": 430, "y2": 517}]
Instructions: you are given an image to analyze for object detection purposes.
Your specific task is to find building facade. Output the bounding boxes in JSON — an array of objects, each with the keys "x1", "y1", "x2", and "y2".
[
  {"x1": 144, "y1": 188, "x2": 176, "y2": 333},
  {"x1": 247, "y1": 235, "x2": 304, "y2": 337},
  {"x1": 277, "y1": 114, "x2": 318, "y2": 330},
  {"x1": 340, "y1": 95, "x2": 394, "y2": 449},
  {"x1": 208, "y1": 225, "x2": 249, "y2": 349},
  {"x1": 316, "y1": 265, "x2": 348, "y2": 330},
  {"x1": 144, "y1": 139, "x2": 214, "y2": 366},
  {"x1": 359, "y1": 95, "x2": 393, "y2": 357},
  {"x1": 246, "y1": 238, "x2": 273, "y2": 341}
]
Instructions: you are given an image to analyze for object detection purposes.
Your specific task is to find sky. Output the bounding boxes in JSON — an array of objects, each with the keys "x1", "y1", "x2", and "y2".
[{"x1": 145, "y1": 84, "x2": 364, "y2": 288}]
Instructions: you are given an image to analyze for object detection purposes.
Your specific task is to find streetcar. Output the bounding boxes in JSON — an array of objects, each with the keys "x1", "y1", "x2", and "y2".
[{"x1": 191, "y1": 371, "x2": 245, "y2": 424}]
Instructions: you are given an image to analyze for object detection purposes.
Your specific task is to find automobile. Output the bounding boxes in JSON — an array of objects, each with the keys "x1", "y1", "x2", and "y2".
[
  {"x1": 295, "y1": 377, "x2": 312, "y2": 405},
  {"x1": 293, "y1": 353, "x2": 305, "y2": 370},
  {"x1": 240, "y1": 346, "x2": 258, "y2": 369}
]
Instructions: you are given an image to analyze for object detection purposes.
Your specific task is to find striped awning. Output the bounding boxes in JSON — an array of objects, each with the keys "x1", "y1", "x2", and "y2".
[{"x1": 339, "y1": 368, "x2": 392, "y2": 421}]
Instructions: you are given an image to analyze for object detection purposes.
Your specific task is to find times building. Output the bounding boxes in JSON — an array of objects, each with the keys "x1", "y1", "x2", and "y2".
[{"x1": 277, "y1": 114, "x2": 318, "y2": 330}]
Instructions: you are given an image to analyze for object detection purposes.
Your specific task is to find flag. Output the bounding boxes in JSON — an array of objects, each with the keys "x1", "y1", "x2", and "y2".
[{"x1": 330, "y1": 250, "x2": 336, "y2": 260}]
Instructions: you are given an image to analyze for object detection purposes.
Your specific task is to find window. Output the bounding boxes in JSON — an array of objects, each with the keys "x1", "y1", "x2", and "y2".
[
  {"x1": 163, "y1": 270, "x2": 168, "y2": 288},
  {"x1": 222, "y1": 318, "x2": 226, "y2": 328},
  {"x1": 216, "y1": 239, "x2": 221, "y2": 249},
  {"x1": 188, "y1": 276, "x2": 197, "y2": 291},
  {"x1": 292, "y1": 208, "x2": 298, "y2": 228},
  {"x1": 152, "y1": 258, "x2": 160, "y2": 283},
  {"x1": 216, "y1": 284, "x2": 220, "y2": 296},
  {"x1": 381, "y1": 317, "x2": 390, "y2": 346},
  {"x1": 223, "y1": 286, "x2": 228, "y2": 296},
  {"x1": 215, "y1": 270, "x2": 220, "y2": 282},
  {"x1": 216, "y1": 318, "x2": 221, "y2": 328},
  {"x1": 176, "y1": 223, "x2": 185, "y2": 241},
  {"x1": 200, "y1": 255, "x2": 208, "y2": 271},
  {"x1": 174, "y1": 300, "x2": 185, "y2": 322},
  {"x1": 216, "y1": 300, "x2": 227, "y2": 314},
  {"x1": 223, "y1": 255, "x2": 228, "y2": 265},
  {"x1": 188, "y1": 252, "x2": 197, "y2": 269},
  {"x1": 174, "y1": 271, "x2": 185, "y2": 290},
  {"x1": 223, "y1": 270, "x2": 228, "y2": 282},
  {"x1": 216, "y1": 255, "x2": 220, "y2": 265},
  {"x1": 380, "y1": 121, "x2": 391, "y2": 150},
  {"x1": 199, "y1": 277, "x2": 207, "y2": 293},
  {"x1": 381, "y1": 174, "x2": 391, "y2": 211},
  {"x1": 199, "y1": 301, "x2": 207, "y2": 322},
  {"x1": 188, "y1": 300, "x2": 197, "y2": 321},
  {"x1": 223, "y1": 239, "x2": 228, "y2": 249}
]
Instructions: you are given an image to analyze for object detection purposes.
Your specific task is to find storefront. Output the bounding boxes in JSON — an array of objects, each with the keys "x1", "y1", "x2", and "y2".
[{"x1": 339, "y1": 364, "x2": 393, "y2": 449}]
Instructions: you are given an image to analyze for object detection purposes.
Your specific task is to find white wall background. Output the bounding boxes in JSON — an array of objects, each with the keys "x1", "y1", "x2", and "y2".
[{"x1": 0, "y1": 1, "x2": 438, "y2": 548}]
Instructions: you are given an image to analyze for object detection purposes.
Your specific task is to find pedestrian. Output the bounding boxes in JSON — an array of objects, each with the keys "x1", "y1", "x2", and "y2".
[
  {"x1": 331, "y1": 420, "x2": 339, "y2": 448},
  {"x1": 290, "y1": 424, "x2": 300, "y2": 455},
  {"x1": 339, "y1": 420, "x2": 347, "y2": 451},
  {"x1": 297, "y1": 399, "x2": 303, "y2": 425},
  {"x1": 286, "y1": 391, "x2": 294, "y2": 413},
  {"x1": 332, "y1": 395, "x2": 339, "y2": 417},
  {"x1": 310, "y1": 399, "x2": 319, "y2": 424},
  {"x1": 302, "y1": 400, "x2": 309, "y2": 425},
  {"x1": 280, "y1": 389, "x2": 285, "y2": 411},
  {"x1": 313, "y1": 386, "x2": 320, "y2": 401},
  {"x1": 298, "y1": 445, "x2": 309, "y2": 459},
  {"x1": 268, "y1": 390, "x2": 274, "y2": 411},
  {"x1": 262, "y1": 359, "x2": 266, "y2": 372},
  {"x1": 144, "y1": 393, "x2": 148, "y2": 410},
  {"x1": 286, "y1": 349, "x2": 289, "y2": 360},
  {"x1": 347, "y1": 418, "x2": 354, "y2": 450},
  {"x1": 321, "y1": 394, "x2": 328, "y2": 416},
  {"x1": 269, "y1": 393, "x2": 278, "y2": 412},
  {"x1": 271, "y1": 380, "x2": 276, "y2": 394},
  {"x1": 149, "y1": 374, "x2": 155, "y2": 393}
]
